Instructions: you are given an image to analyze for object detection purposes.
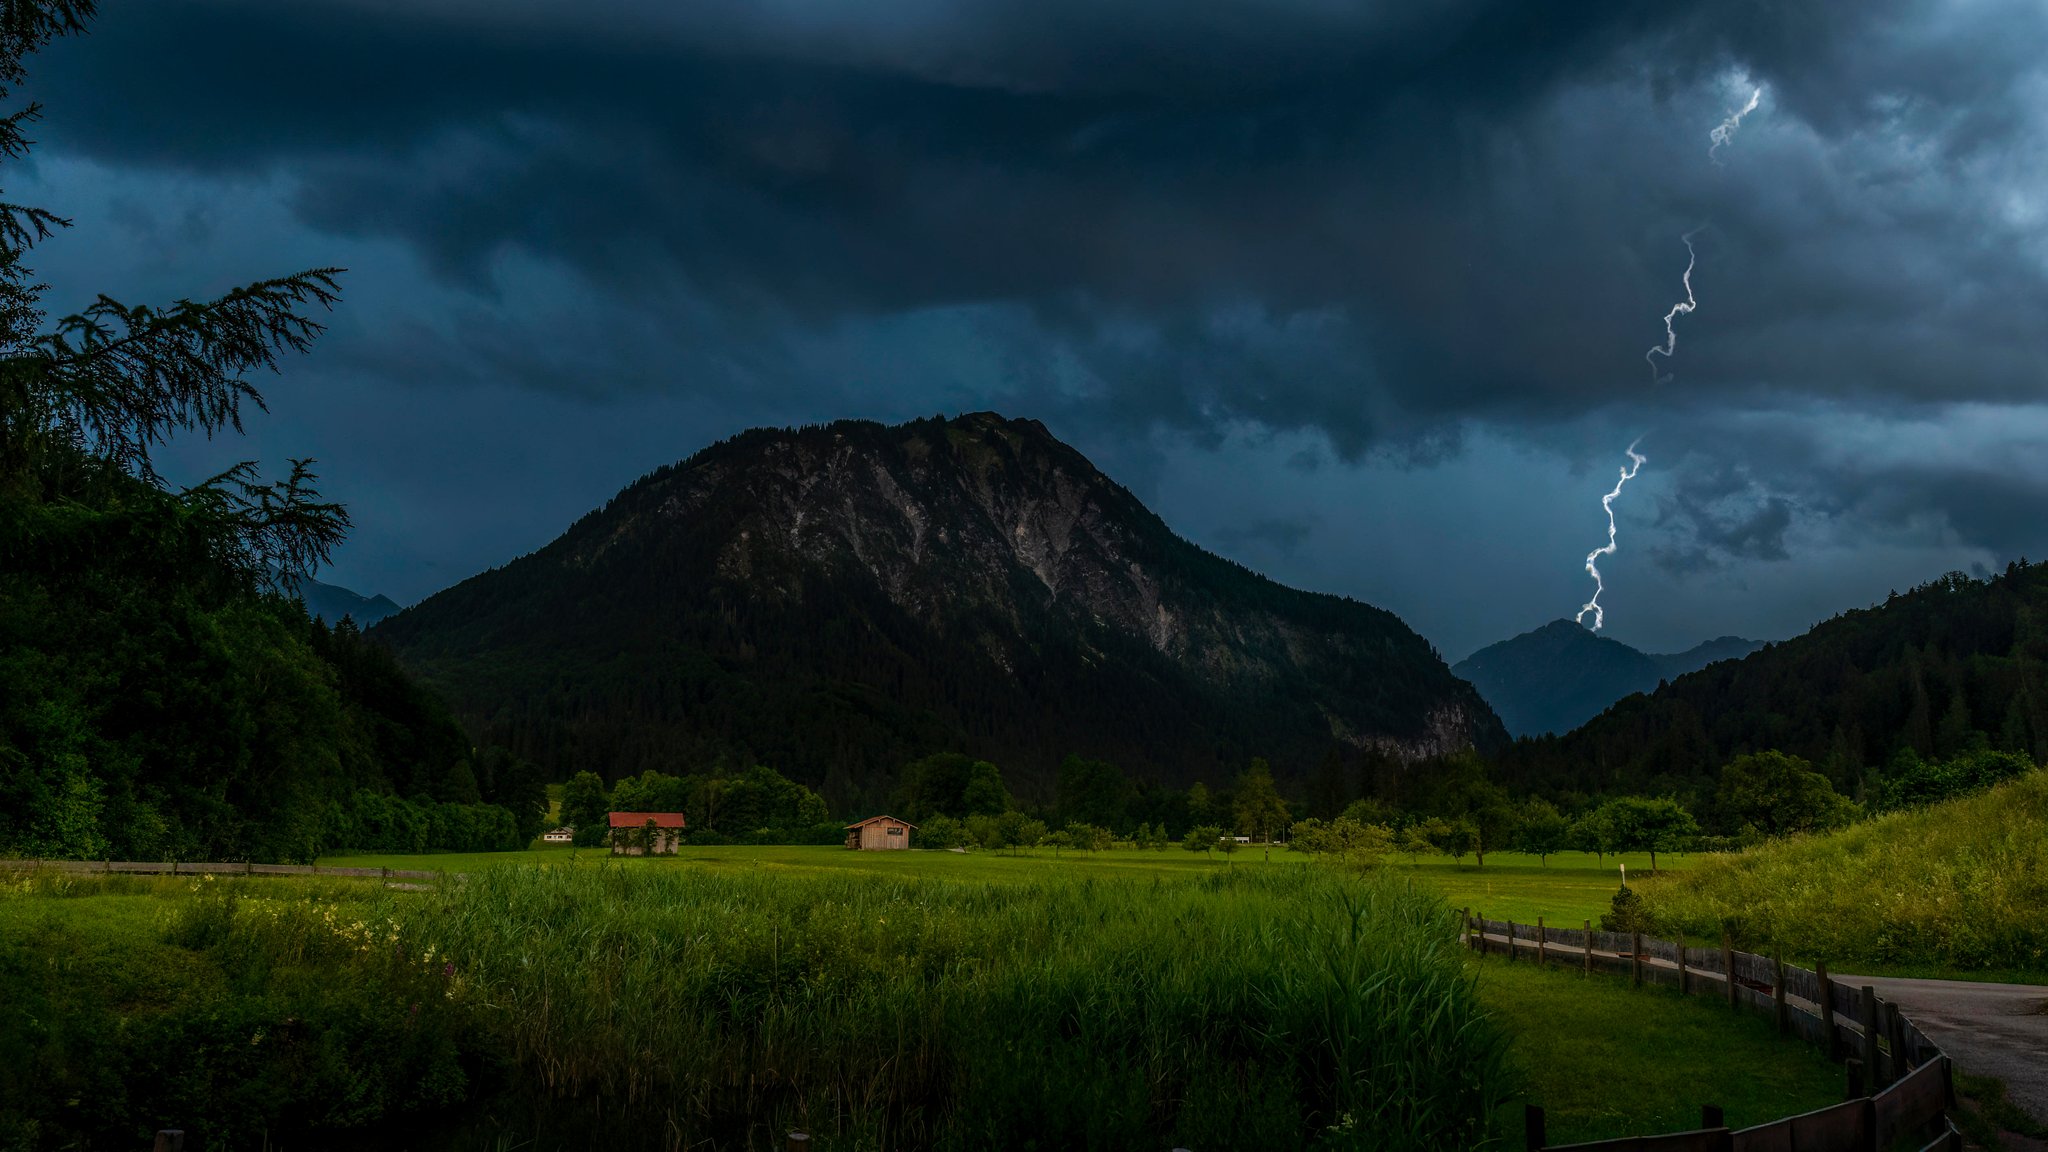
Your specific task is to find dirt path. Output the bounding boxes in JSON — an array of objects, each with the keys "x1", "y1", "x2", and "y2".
[{"x1": 1835, "y1": 975, "x2": 2048, "y2": 1126}]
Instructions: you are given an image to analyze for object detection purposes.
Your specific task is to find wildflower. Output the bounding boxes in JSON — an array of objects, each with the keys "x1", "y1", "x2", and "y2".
[{"x1": 442, "y1": 961, "x2": 455, "y2": 978}]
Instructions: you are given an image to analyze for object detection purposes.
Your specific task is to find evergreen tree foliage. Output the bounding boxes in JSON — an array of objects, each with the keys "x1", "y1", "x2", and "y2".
[
  {"x1": 0, "y1": 5, "x2": 521, "y2": 861},
  {"x1": 1493, "y1": 565, "x2": 2048, "y2": 803}
]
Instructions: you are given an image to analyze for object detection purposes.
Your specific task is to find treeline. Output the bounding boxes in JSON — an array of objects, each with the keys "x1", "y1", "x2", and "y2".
[
  {"x1": 557, "y1": 763, "x2": 839, "y2": 846},
  {"x1": 0, "y1": 7, "x2": 542, "y2": 865},
  {"x1": 1494, "y1": 565, "x2": 2048, "y2": 801}
]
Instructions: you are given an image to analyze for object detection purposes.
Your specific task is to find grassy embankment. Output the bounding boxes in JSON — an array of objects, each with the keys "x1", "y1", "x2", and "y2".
[
  {"x1": 1634, "y1": 768, "x2": 2048, "y2": 980},
  {"x1": 2, "y1": 853, "x2": 1844, "y2": 1151}
]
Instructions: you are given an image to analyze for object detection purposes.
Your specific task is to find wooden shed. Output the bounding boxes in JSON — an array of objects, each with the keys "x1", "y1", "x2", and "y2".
[
  {"x1": 609, "y1": 811, "x2": 686, "y2": 855},
  {"x1": 844, "y1": 815, "x2": 916, "y2": 850}
]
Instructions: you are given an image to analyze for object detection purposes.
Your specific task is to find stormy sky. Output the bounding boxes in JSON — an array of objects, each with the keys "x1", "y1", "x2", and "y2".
[{"x1": 16, "y1": 0, "x2": 2048, "y2": 658}]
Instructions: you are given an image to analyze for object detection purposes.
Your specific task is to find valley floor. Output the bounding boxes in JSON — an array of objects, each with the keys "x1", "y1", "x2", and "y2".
[
  {"x1": 6, "y1": 855, "x2": 1843, "y2": 1150},
  {"x1": 320, "y1": 844, "x2": 1685, "y2": 924}
]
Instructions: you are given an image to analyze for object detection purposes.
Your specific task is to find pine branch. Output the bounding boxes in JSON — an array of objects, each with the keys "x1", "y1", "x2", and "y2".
[
  {"x1": 182, "y1": 456, "x2": 352, "y2": 583},
  {"x1": 23, "y1": 268, "x2": 344, "y2": 481}
]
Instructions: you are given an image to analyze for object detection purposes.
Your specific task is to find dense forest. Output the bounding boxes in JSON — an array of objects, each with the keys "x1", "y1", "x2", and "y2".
[
  {"x1": 1493, "y1": 565, "x2": 2048, "y2": 802},
  {"x1": 0, "y1": 4, "x2": 541, "y2": 862},
  {"x1": 374, "y1": 413, "x2": 1505, "y2": 814}
]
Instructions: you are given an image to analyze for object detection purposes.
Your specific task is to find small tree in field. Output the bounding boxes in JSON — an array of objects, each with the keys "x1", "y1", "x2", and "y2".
[
  {"x1": 1593, "y1": 796, "x2": 1699, "y2": 873},
  {"x1": 1399, "y1": 818, "x2": 1446, "y2": 866},
  {"x1": 1512, "y1": 797, "x2": 1570, "y2": 865},
  {"x1": 1431, "y1": 820, "x2": 1477, "y2": 865},
  {"x1": 1183, "y1": 824, "x2": 1222, "y2": 862},
  {"x1": 1233, "y1": 758, "x2": 1291, "y2": 862}
]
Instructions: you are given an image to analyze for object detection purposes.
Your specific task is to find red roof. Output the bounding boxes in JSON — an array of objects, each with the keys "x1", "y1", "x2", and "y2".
[{"x1": 609, "y1": 811, "x2": 687, "y2": 828}]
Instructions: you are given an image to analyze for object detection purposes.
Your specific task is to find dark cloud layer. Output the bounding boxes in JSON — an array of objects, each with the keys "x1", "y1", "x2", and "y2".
[{"x1": 13, "y1": 0, "x2": 2048, "y2": 652}]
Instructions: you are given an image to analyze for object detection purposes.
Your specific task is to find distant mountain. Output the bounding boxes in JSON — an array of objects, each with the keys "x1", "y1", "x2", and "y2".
[
  {"x1": 1651, "y1": 635, "x2": 1764, "y2": 680},
  {"x1": 373, "y1": 412, "x2": 1506, "y2": 809},
  {"x1": 1493, "y1": 565, "x2": 2048, "y2": 799},
  {"x1": 1453, "y1": 620, "x2": 1761, "y2": 738},
  {"x1": 294, "y1": 576, "x2": 401, "y2": 627}
]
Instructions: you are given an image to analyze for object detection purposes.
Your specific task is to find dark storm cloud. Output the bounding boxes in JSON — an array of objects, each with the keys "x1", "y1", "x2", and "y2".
[
  {"x1": 19, "y1": 0, "x2": 2048, "y2": 584},
  {"x1": 1652, "y1": 461, "x2": 1795, "y2": 574}
]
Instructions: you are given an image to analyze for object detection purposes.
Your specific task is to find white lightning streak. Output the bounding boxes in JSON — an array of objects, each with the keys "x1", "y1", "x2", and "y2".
[
  {"x1": 1709, "y1": 87, "x2": 1762, "y2": 165},
  {"x1": 1575, "y1": 441, "x2": 1646, "y2": 632},
  {"x1": 1644, "y1": 230, "x2": 1701, "y2": 385}
]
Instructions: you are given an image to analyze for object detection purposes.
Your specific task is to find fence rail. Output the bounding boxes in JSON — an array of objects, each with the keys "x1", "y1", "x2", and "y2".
[
  {"x1": 7, "y1": 859, "x2": 453, "y2": 883},
  {"x1": 1464, "y1": 912, "x2": 1959, "y2": 1152}
]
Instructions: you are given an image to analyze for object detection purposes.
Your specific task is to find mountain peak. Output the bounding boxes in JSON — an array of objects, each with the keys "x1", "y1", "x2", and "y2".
[
  {"x1": 1454, "y1": 620, "x2": 1761, "y2": 738},
  {"x1": 377, "y1": 412, "x2": 1505, "y2": 806}
]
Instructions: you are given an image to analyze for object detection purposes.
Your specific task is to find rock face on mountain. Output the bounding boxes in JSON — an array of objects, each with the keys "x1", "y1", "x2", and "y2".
[
  {"x1": 374, "y1": 413, "x2": 1504, "y2": 806},
  {"x1": 1453, "y1": 619, "x2": 1761, "y2": 738}
]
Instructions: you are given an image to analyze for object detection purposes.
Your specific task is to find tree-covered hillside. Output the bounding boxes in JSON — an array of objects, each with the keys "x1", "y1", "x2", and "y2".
[{"x1": 1494, "y1": 566, "x2": 2048, "y2": 800}]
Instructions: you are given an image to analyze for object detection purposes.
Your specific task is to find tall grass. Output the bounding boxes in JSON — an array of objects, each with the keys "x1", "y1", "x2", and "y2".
[
  {"x1": 1636, "y1": 769, "x2": 2048, "y2": 971},
  {"x1": 393, "y1": 865, "x2": 1509, "y2": 1150}
]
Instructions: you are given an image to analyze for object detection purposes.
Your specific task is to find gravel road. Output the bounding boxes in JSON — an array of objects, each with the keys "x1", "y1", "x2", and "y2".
[{"x1": 1836, "y1": 975, "x2": 2048, "y2": 1125}]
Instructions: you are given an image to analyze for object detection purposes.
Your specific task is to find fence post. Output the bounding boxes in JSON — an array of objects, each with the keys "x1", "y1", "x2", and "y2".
[
  {"x1": 1884, "y1": 1001, "x2": 1907, "y2": 1081},
  {"x1": 153, "y1": 1132, "x2": 184, "y2": 1152},
  {"x1": 1773, "y1": 952, "x2": 1788, "y2": 1035},
  {"x1": 1507, "y1": 919, "x2": 1518, "y2": 962},
  {"x1": 786, "y1": 1130, "x2": 811, "y2": 1151},
  {"x1": 1846, "y1": 1057, "x2": 1865, "y2": 1100},
  {"x1": 1860, "y1": 986, "x2": 1882, "y2": 1085},
  {"x1": 1538, "y1": 917, "x2": 1547, "y2": 967},
  {"x1": 1817, "y1": 961, "x2": 1837, "y2": 1060},
  {"x1": 1722, "y1": 930, "x2": 1737, "y2": 1010},
  {"x1": 1631, "y1": 931, "x2": 1643, "y2": 987},
  {"x1": 1524, "y1": 1104, "x2": 1547, "y2": 1152},
  {"x1": 1580, "y1": 919, "x2": 1590, "y2": 976},
  {"x1": 1677, "y1": 936, "x2": 1689, "y2": 995}
]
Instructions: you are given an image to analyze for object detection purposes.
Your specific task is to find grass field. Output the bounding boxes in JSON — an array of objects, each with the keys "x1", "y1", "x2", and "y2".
[
  {"x1": 1476, "y1": 959, "x2": 1845, "y2": 1146},
  {"x1": 5, "y1": 853, "x2": 1844, "y2": 1151},
  {"x1": 322, "y1": 844, "x2": 1681, "y2": 924}
]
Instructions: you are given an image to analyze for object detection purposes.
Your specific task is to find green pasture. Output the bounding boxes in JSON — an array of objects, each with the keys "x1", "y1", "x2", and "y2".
[
  {"x1": 1475, "y1": 958, "x2": 1844, "y2": 1146},
  {"x1": 321, "y1": 844, "x2": 1680, "y2": 924}
]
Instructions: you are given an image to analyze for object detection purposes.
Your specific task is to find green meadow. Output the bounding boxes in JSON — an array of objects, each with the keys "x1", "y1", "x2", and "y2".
[
  {"x1": 1, "y1": 845, "x2": 1861, "y2": 1150},
  {"x1": 323, "y1": 843, "x2": 1686, "y2": 924}
]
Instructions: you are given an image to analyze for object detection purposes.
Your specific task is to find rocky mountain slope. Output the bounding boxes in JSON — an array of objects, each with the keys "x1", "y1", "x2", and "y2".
[
  {"x1": 1453, "y1": 620, "x2": 1761, "y2": 737},
  {"x1": 374, "y1": 413, "x2": 1505, "y2": 807}
]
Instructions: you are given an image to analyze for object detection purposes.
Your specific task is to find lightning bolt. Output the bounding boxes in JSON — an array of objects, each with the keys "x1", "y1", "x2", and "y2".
[
  {"x1": 1573, "y1": 87, "x2": 1763, "y2": 632},
  {"x1": 1708, "y1": 87, "x2": 1762, "y2": 166},
  {"x1": 1644, "y1": 229, "x2": 1703, "y2": 386},
  {"x1": 1576, "y1": 441, "x2": 1646, "y2": 631}
]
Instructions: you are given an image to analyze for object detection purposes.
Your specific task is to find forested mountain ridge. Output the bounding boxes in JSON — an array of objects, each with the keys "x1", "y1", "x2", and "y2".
[
  {"x1": 1453, "y1": 620, "x2": 1761, "y2": 738},
  {"x1": 376, "y1": 412, "x2": 1505, "y2": 808},
  {"x1": 1493, "y1": 565, "x2": 2048, "y2": 799}
]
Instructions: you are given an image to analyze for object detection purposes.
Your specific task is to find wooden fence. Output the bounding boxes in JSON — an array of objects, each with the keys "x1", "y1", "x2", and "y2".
[
  {"x1": 1462, "y1": 913, "x2": 1963, "y2": 1152},
  {"x1": 9, "y1": 859, "x2": 453, "y2": 883}
]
